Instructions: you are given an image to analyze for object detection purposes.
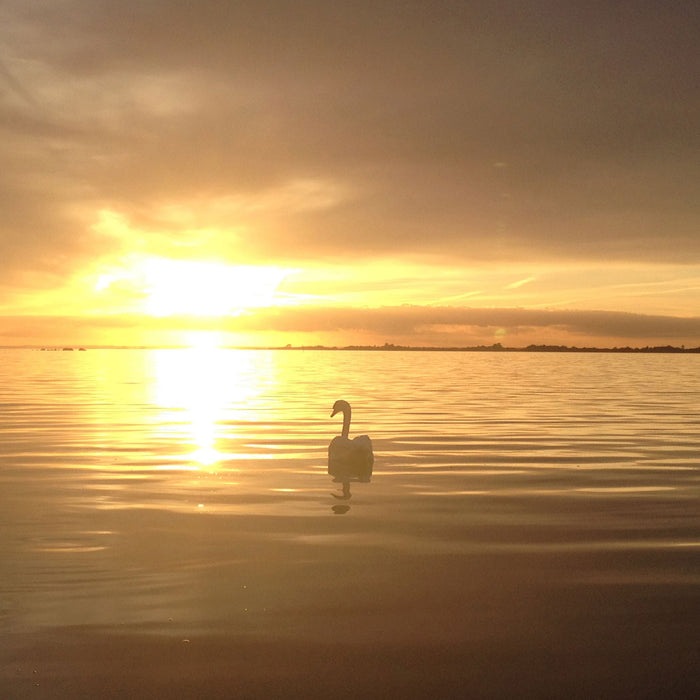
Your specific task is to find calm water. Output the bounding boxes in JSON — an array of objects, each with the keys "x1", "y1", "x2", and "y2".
[{"x1": 1, "y1": 349, "x2": 699, "y2": 697}]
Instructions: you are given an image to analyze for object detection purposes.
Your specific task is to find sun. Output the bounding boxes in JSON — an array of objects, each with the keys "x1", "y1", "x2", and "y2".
[{"x1": 140, "y1": 259, "x2": 289, "y2": 317}]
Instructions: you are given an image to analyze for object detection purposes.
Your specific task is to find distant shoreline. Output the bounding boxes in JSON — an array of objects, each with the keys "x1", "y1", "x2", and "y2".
[
  {"x1": 286, "y1": 343, "x2": 700, "y2": 353},
  {"x1": 3, "y1": 343, "x2": 699, "y2": 353}
]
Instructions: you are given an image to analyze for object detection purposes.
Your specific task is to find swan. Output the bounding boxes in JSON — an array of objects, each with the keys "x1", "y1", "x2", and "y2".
[{"x1": 328, "y1": 400, "x2": 374, "y2": 484}]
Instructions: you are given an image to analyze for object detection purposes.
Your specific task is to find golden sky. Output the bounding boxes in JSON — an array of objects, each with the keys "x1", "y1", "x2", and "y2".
[{"x1": 1, "y1": 1, "x2": 699, "y2": 348}]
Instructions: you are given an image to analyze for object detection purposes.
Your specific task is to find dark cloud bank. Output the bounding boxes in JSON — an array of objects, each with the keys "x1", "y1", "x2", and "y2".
[
  {"x1": 4, "y1": 306, "x2": 700, "y2": 347},
  {"x1": 233, "y1": 306, "x2": 700, "y2": 341}
]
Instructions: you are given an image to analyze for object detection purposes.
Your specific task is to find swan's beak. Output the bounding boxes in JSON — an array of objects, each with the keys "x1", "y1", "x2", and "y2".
[{"x1": 330, "y1": 409, "x2": 338, "y2": 417}]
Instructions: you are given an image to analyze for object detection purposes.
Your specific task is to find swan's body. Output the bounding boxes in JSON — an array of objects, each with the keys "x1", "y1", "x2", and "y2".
[{"x1": 328, "y1": 400, "x2": 374, "y2": 483}]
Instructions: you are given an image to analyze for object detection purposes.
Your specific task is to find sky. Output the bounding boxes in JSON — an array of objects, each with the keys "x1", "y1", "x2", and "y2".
[{"x1": 1, "y1": 0, "x2": 699, "y2": 348}]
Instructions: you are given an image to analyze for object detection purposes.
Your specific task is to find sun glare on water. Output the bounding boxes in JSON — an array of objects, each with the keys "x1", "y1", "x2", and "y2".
[{"x1": 150, "y1": 344, "x2": 269, "y2": 469}]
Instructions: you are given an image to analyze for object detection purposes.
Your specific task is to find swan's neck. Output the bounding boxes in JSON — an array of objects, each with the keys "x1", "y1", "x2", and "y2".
[{"x1": 341, "y1": 408, "x2": 351, "y2": 438}]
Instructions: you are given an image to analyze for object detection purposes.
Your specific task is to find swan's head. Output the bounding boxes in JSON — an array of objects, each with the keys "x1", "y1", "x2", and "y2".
[{"x1": 331, "y1": 399, "x2": 351, "y2": 417}]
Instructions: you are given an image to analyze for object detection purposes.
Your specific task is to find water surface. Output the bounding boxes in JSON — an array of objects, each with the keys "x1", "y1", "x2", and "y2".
[{"x1": 1, "y1": 349, "x2": 699, "y2": 697}]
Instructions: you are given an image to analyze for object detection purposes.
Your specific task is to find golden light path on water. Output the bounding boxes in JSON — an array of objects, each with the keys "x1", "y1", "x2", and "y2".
[
  {"x1": 149, "y1": 340, "x2": 262, "y2": 470},
  {"x1": 135, "y1": 339, "x2": 331, "y2": 521}
]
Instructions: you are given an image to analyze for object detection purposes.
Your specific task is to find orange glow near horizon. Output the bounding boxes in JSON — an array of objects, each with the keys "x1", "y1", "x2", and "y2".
[{"x1": 1, "y1": 251, "x2": 699, "y2": 349}]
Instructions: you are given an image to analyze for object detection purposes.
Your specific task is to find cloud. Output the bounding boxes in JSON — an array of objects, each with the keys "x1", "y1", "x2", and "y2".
[
  {"x1": 3, "y1": 306, "x2": 699, "y2": 347},
  {"x1": 506, "y1": 277, "x2": 536, "y2": 290},
  {"x1": 1, "y1": 0, "x2": 699, "y2": 289},
  {"x1": 229, "y1": 305, "x2": 700, "y2": 342}
]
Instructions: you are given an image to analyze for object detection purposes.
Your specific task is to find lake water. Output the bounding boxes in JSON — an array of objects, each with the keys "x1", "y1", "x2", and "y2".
[{"x1": 1, "y1": 348, "x2": 699, "y2": 698}]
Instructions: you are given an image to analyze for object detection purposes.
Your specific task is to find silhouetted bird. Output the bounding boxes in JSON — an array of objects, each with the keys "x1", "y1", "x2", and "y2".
[{"x1": 328, "y1": 400, "x2": 374, "y2": 486}]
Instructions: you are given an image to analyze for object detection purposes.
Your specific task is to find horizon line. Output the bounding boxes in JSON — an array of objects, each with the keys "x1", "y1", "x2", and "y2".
[{"x1": 3, "y1": 343, "x2": 700, "y2": 354}]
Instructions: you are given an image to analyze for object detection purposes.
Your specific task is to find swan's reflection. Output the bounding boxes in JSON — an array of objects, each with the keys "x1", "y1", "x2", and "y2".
[{"x1": 328, "y1": 400, "x2": 374, "y2": 513}]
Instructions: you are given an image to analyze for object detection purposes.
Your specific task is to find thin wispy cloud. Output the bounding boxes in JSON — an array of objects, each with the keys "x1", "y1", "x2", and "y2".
[{"x1": 505, "y1": 277, "x2": 537, "y2": 290}]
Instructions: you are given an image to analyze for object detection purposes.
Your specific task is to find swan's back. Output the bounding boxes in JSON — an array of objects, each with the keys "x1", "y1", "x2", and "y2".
[{"x1": 328, "y1": 434, "x2": 374, "y2": 482}]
